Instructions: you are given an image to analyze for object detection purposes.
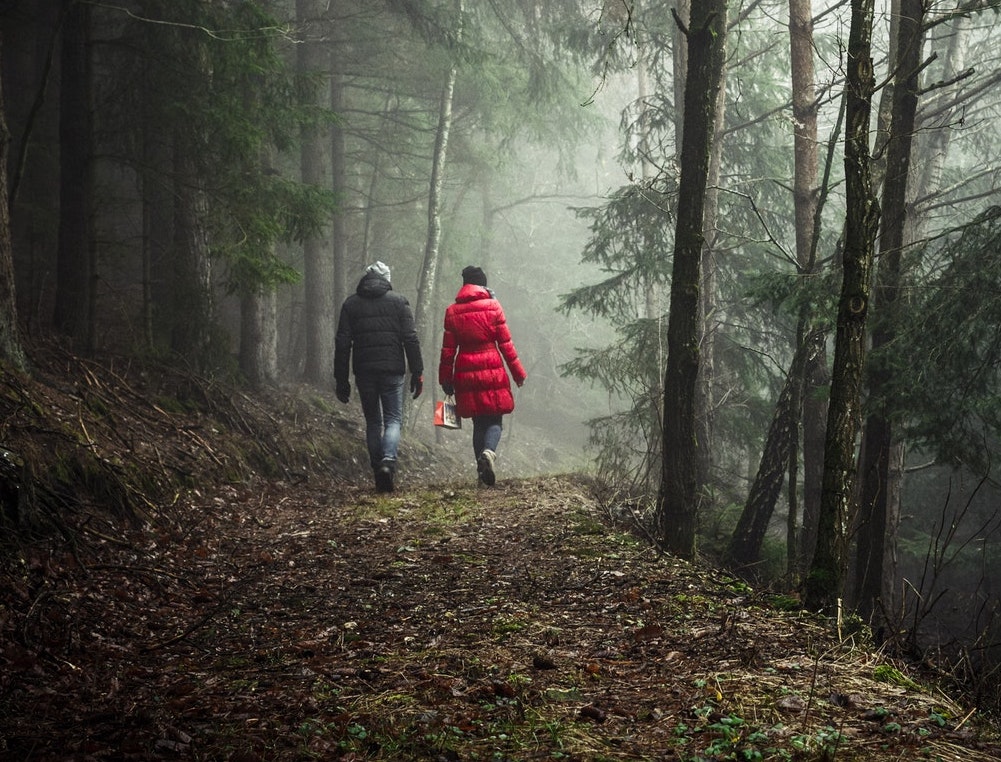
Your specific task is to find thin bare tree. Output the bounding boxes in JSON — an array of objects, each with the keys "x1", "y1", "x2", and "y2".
[
  {"x1": 805, "y1": 0, "x2": 881, "y2": 613},
  {"x1": 656, "y1": 0, "x2": 728, "y2": 558}
]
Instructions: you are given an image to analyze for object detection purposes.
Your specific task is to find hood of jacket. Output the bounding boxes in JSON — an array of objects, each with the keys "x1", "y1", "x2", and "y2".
[
  {"x1": 357, "y1": 271, "x2": 393, "y2": 299},
  {"x1": 454, "y1": 283, "x2": 492, "y2": 303}
]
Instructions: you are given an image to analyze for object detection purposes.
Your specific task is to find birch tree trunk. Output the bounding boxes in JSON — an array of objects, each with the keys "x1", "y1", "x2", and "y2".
[
  {"x1": 805, "y1": 0, "x2": 880, "y2": 614},
  {"x1": 656, "y1": 1, "x2": 727, "y2": 559},
  {"x1": 414, "y1": 0, "x2": 462, "y2": 350}
]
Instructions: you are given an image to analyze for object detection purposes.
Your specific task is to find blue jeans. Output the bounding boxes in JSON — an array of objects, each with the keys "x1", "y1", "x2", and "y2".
[
  {"x1": 355, "y1": 374, "x2": 405, "y2": 469},
  {"x1": 472, "y1": 415, "x2": 503, "y2": 459}
]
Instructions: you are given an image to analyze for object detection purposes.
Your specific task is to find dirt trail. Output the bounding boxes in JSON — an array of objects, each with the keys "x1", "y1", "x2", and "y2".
[{"x1": 3, "y1": 473, "x2": 1000, "y2": 760}]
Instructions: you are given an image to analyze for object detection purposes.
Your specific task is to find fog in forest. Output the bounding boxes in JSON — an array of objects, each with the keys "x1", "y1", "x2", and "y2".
[{"x1": 5, "y1": 0, "x2": 1001, "y2": 706}]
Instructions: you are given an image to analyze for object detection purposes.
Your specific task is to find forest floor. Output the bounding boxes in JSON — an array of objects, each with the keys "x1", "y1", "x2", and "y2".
[{"x1": 1, "y1": 345, "x2": 1001, "y2": 761}]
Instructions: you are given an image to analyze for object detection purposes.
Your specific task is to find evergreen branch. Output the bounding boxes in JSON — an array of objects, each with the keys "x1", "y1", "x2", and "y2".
[{"x1": 90, "y1": 2, "x2": 294, "y2": 42}]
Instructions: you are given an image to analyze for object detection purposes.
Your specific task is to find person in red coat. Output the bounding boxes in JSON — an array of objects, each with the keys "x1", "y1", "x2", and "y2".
[{"x1": 438, "y1": 266, "x2": 527, "y2": 486}]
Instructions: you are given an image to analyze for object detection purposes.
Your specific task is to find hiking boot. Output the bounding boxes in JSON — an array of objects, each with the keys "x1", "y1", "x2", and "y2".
[
  {"x1": 375, "y1": 460, "x2": 395, "y2": 493},
  {"x1": 477, "y1": 449, "x2": 496, "y2": 486}
]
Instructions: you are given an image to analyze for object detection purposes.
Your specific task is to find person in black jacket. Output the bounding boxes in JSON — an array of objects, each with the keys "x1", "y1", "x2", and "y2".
[{"x1": 334, "y1": 261, "x2": 424, "y2": 492}]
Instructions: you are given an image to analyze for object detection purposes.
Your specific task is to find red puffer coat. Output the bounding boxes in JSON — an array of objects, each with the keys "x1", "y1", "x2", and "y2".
[{"x1": 438, "y1": 285, "x2": 527, "y2": 418}]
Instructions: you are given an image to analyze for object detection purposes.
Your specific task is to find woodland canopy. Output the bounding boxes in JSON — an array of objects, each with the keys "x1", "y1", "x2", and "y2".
[{"x1": 4, "y1": 0, "x2": 1001, "y2": 743}]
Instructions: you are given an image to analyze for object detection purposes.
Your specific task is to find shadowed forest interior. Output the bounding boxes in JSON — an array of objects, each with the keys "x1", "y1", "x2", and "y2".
[{"x1": 4, "y1": 1, "x2": 1001, "y2": 756}]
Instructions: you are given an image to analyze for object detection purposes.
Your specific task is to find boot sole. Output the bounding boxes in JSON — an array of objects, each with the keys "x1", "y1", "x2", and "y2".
[{"x1": 477, "y1": 455, "x2": 495, "y2": 486}]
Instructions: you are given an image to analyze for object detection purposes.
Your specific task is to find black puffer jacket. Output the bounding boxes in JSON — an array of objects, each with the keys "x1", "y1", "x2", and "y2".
[{"x1": 334, "y1": 272, "x2": 423, "y2": 385}]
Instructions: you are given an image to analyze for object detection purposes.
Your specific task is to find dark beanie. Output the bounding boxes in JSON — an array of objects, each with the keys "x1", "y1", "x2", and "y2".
[{"x1": 462, "y1": 266, "x2": 487, "y2": 287}]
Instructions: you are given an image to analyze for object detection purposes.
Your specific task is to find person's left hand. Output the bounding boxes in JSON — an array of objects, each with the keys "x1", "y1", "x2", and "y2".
[
  {"x1": 410, "y1": 374, "x2": 424, "y2": 399},
  {"x1": 336, "y1": 383, "x2": 350, "y2": 403}
]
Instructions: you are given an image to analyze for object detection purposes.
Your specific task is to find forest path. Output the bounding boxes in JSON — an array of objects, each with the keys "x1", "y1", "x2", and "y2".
[{"x1": 2, "y1": 473, "x2": 999, "y2": 760}]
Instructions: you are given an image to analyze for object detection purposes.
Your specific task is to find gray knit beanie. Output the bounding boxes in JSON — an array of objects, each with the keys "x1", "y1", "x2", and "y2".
[{"x1": 366, "y1": 261, "x2": 391, "y2": 282}]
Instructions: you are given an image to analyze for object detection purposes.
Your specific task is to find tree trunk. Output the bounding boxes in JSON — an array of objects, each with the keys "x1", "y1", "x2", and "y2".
[
  {"x1": 240, "y1": 288, "x2": 278, "y2": 388},
  {"x1": 876, "y1": 5, "x2": 974, "y2": 616},
  {"x1": 656, "y1": 1, "x2": 727, "y2": 559},
  {"x1": 727, "y1": 331, "x2": 825, "y2": 577},
  {"x1": 799, "y1": 348, "x2": 828, "y2": 572},
  {"x1": 672, "y1": 0, "x2": 690, "y2": 150},
  {"x1": 695, "y1": 39, "x2": 727, "y2": 520},
  {"x1": 636, "y1": 2, "x2": 665, "y2": 490},
  {"x1": 414, "y1": 0, "x2": 462, "y2": 350},
  {"x1": 0, "y1": 31, "x2": 28, "y2": 373},
  {"x1": 53, "y1": 0, "x2": 92, "y2": 350},
  {"x1": 298, "y1": 0, "x2": 334, "y2": 386},
  {"x1": 238, "y1": 141, "x2": 279, "y2": 388},
  {"x1": 804, "y1": 0, "x2": 880, "y2": 614},
  {"x1": 140, "y1": 54, "x2": 174, "y2": 352},
  {"x1": 170, "y1": 147, "x2": 213, "y2": 367},
  {"x1": 912, "y1": 10, "x2": 970, "y2": 209},
  {"x1": 786, "y1": 0, "x2": 830, "y2": 581},
  {"x1": 330, "y1": 66, "x2": 347, "y2": 312},
  {"x1": 854, "y1": 0, "x2": 924, "y2": 625}
]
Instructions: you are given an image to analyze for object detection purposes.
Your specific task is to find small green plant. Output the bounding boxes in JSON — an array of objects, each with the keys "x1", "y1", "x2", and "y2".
[
  {"x1": 929, "y1": 708, "x2": 949, "y2": 727},
  {"x1": 873, "y1": 664, "x2": 921, "y2": 690},
  {"x1": 791, "y1": 725, "x2": 846, "y2": 757},
  {"x1": 724, "y1": 578, "x2": 753, "y2": 595},
  {"x1": 766, "y1": 593, "x2": 802, "y2": 611},
  {"x1": 492, "y1": 615, "x2": 525, "y2": 638}
]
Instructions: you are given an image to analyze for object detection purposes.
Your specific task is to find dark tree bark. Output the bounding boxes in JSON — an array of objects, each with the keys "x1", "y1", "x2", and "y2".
[
  {"x1": 140, "y1": 48, "x2": 174, "y2": 352},
  {"x1": 170, "y1": 147, "x2": 213, "y2": 365},
  {"x1": 672, "y1": 0, "x2": 690, "y2": 150},
  {"x1": 804, "y1": 0, "x2": 880, "y2": 614},
  {"x1": 330, "y1": 66, "x2": 347, "y2": 312},
  {"x1": 0, "y1": 31, "x2": 28, "y2": 373},
  {"x1": 656, "y1": 1, "x2": 727, "y2": 559},
  {"x1": 298, "y1": 0, "x2": 334, "y2": 386},
  {"x1": 854, "y1": 0, "x2": 924, "y2": 625},
  {"x1": 52, "y1": 0, "x2": 92, "y2": 349},
  {"x1": 726, "y1": 331, "x2": 825, "y2": 577},
  {"x1": 799, "y1": 349, "x2": 829, "y2": 572}
]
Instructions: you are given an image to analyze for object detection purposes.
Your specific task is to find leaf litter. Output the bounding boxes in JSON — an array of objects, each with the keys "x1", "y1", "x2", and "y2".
[
  {"x1": 0, "y1": 347, "x2": 1000, "y2": 760},
  {"x1": 4, "y1": 474, "x2": 1001, "y2": 760}
]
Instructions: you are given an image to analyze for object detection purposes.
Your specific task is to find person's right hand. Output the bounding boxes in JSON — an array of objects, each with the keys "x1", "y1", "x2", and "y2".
[
  {"x1": 442, "y1": 383, "x2": 455, "y2": 396},
  {"x1": 336, "y1": 384, "x2": 350, "y2": 403}
]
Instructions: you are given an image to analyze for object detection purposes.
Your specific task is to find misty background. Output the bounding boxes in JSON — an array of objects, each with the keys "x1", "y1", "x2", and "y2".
[{"x1": 5, "y1": 0, "x2": 1001, "y2": 706}]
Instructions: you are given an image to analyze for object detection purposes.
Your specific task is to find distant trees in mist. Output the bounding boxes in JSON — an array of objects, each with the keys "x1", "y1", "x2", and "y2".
[{"x1": 5, "y1": 0, "x2": 1001, "y2": 707}]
